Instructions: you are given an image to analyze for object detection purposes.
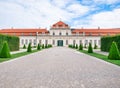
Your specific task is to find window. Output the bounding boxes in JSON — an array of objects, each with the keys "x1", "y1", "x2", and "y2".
[
  {"x1": 94, "y1": 40, "x2": 97, "y2": 44},
  {"x1": 66, "y1": 32, "x2": 68, "y2": 36},
  {"x1": 53, "y1": 32, "x2": 55, "y2": 35},
  {"x1": 29, "y1": 39, "x2": 32, "y2": 44},
  {"x1": 80, "y1": 40, "x2": 82, "y2": 44},
  {"x1": 59, "y1": 32, "x2": 62, "y2": 35},
  {"x1": 45, "y1": 40, "x2": 48, "y2": 45},
  {"x1": 34, "y1": 39, "x2": 36, "y2": 46},
  {"x1": 66, "y1": 40, "x2": 68, "y2": 45},
  {"x1": 39, "y1": 40, "x2": 41, "y2": 44},
  {"x1": 53, "y1": 40, "x2": 55, "y2": 45},
  {"x1": 85, "y1": 40, "x2": 88, "y2": 45},
  {"x1": 21, "y1": 39, "x2": 24, "y2": 45},
  {"x1": 73, "y1": 40, "x2": 76, "y2": 45},
  {"x1": 25, "y1": 39, "x2": 28, "y2": 45}
]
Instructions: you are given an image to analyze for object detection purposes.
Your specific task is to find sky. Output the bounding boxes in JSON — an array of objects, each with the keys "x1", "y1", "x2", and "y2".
[{"x1": 0, "y1": 0, "x2": 120, "y2": 29}]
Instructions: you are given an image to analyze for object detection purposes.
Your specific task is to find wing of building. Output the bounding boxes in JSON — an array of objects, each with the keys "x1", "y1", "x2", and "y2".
[{"x1": 0, "y1": 20, "x2": 120, "y2": 47}]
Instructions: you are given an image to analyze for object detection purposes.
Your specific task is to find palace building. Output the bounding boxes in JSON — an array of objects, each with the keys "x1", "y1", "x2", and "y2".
[{"x1": 0, "y1": 21, "x2": 120, "y2": 48}]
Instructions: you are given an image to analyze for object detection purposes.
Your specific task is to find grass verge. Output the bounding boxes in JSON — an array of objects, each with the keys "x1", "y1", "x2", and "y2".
[
  {"x1": 79, "y1": 50, "x2": 120, "y2": 66},
  {"x1": 0, "y1": 49, "x2": 40, "y2": 62}
]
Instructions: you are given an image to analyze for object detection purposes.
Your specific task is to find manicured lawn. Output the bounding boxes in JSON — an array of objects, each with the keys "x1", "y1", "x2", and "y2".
[
  {"x1": 79, "y1": 50, "x2": 120, "y2": 66},
  {"x1": 0, "y1": 49, "x2": 40, "y2": 62}
]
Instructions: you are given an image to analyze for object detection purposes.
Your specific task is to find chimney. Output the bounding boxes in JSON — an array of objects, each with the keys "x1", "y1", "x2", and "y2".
[{"x1": 98, "y1": 26, "x2": 100, "y2": 29}]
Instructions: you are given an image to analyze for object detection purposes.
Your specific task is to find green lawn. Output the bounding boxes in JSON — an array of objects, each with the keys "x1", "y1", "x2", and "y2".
[
  {"x1": 79, "y1": 50, "x2": 120, "y2": 66},
  {"x1": 0, "y1": 49, "x2": 40, "y2": 62}
]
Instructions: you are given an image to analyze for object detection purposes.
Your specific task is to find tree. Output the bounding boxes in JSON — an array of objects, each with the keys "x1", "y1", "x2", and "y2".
[
  {"x1": 27, "y1": 43, "x2": 32, "y2": 52},
  {"x1": 0, "y1": 41, "x2": 11, "y2": 58},
  {"x1": 94, "y1": 44, "x2": 97, "y2": 49},
  {"x1": 79, "y1": 43, "x2": 83, "y2": 50},
  {"x1": 37, "y1": 44, "x2": 41, "y2": 50},
  {"x1": 42, "y1": 44, "x2": 45, "y2": 49},
  {"x1": 75, "y1": 44, "x2": 78, "y2": 49},
  {"x1": 23, "y1": 44, "x2": 26, "y2": 49},
  {"x1": 73, "y1": 44, "x2": 75, "y2": 48},
  {"x1": 45, "y1": 44, "x2": 48, "y2": 48},
  {"x1": 84, "y1": 43, "x2": 87, "y2": 48},
  {"x1": 88, "y1": 43, "x2": 93, "y2": 53},
  {"x1": 108, "y1": 41, "x2": 120, "y2": 60}
]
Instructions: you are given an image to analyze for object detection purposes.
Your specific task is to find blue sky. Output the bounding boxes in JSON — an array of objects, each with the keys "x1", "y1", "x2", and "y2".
[{"x1": 0, "y1": 0, "x2": 120, "y2": 29}]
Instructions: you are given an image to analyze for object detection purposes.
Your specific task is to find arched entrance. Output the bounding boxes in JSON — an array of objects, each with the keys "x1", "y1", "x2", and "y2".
[{"x1": 57, "y1": 40, "x2": 63, "y2": 46}]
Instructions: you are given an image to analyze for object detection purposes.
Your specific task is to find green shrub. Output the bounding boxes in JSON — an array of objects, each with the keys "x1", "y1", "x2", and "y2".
[
  {"x1": 23, "y1": 44, "x2": 26, "y2": 49},
  {"x1": 84, "y1": 43, "x2": 87, "y2": 48},
  {"x1": 88, "y1": 43, "x2": 93, "y2": 53},
  {"x1": 45, "y1": 44, "x2": 48, "y2": 48},
  {"x1": 27, "y1": 43, "x2": 32, "y2": 52},
  {"x1": 73, "y1": 44, "x2": 75, "y2": 48},
  {"x1": 0, "y1": 41, "x2": 11, "y2": 58},
  {"x1": 42, "y1": 44, "x2": 45, "y2": 49},
  {"x1": 108, "y1": 41, "x2": 120, "y2": 60},
  {"x1": 79, "y1": 43, "x2": 83, "y2": 50},
  {"x1": 37, "y1": 44, "x2": 41, "y2": 50},
  {"x1": 75, "y1": 44, "x2": 78, "y2": 49},
  {"x1": 94, "y1": 44, "x2": 98, "y2": 49},
  {"x1": 48, "y1": 44, "x2": 52, "y2": 48}
]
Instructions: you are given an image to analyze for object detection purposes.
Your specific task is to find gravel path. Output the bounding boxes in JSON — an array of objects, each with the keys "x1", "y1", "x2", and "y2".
[{"x1": 0, "y1": 47, "x2": 120, "y2": 88}]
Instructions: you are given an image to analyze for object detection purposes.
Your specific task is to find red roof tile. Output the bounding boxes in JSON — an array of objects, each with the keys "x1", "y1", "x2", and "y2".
[{"x1": 51, "y1": 21, "x2": 69, "y2": 28}]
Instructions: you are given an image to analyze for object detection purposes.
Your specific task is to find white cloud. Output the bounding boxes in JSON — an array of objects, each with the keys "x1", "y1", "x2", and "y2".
[
  {"x1": 66, "y1": 4, "x2": 89, "y2": 17},
  {"x1": 0, "y1": 0, "x2": 120, "y2": 29},
  {"x1": 94, "y1": 0, "x2": 120, "y2": 4},
  {"x1": 74, "y1": 8, "x2": 120, "y2": 28}
]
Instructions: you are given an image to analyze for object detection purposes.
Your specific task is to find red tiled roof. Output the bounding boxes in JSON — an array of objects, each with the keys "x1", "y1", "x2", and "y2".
[
  {"x1": 0, "y1": 28, "x2": 49, "y2": 36},
  {"x1": 51, "y1": 21, "x2": 69, "y2": 28},
  {"x1": 72, "y1": 28, "x2": 120, "y2": 36}
]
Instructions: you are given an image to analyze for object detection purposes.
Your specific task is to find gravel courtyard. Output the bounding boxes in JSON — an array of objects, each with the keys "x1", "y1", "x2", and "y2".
[{"x1": 0, "y1": 47, "x2": 120, "y2": 88}]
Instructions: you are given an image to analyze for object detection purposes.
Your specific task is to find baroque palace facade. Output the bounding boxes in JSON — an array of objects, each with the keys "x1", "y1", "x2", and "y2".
[{"x1": 0, "y1": 21, "x2": 120, "y2": 48}]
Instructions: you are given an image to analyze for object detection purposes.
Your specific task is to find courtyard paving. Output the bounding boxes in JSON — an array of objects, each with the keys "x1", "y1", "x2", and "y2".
[{"x1": 0, "y1": 47, "x2": 120, "y2": 88}]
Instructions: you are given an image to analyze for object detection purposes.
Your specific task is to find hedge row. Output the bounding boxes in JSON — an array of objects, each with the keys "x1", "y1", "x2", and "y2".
[
  {"x1": 101, "y1": 35, "x2": 120, "y2": 52},
  {"x1": 0, "y1": 34, "x2": 19, "y2": 51}
]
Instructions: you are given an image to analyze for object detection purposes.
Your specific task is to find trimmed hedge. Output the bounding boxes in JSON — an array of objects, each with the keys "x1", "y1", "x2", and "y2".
[
  {"x1": 79, "y1": 43, "x2": 83, "y2": 50},
  {"x1": 0, "y1": 34, "x2": 19, "y2": 51},
  {"x1": 101, "y1": 35, "x2": 120, "y2": 52}
]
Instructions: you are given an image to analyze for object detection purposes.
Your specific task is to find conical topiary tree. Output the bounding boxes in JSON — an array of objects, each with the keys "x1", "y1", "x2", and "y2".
[
  {"x1": 27, "y1": 43, "x2": 32, "y2": 52},
  {"x1": 94, "y1": 44, "x2": 97, "y2": 49},
  {"x1": 84, "y1": 43, "x2": 87, "y2": 48},
  {"x1": 0, "y1": 41, "x2": 11, "y2": 58},
  {"x1": 73, "y1": 44, "x2": 75, "y2": 48},
  {"x1": 108, "y1": 41, "x2": 120, "y2": 60},
  {"x1": 79, "y1": 43, "x2": 83, "y2": 50},
  {"x1": 42, "y1": 44, "x2": 44, "y2": 49},
  {"x1": 75, "y1": 44, "x2": 78, "y2": 49},
  {"x1": 45, "y1": 44, "x2": 48, "y2": 48},
  {"x1": 23, "y1": 44, "x2": 26, "y2": 49},
  {"x1": 37, "y1": 44, "x2": 41, "y2": 50},
  {"x1": 88, "y1": 43, "x2": 93, "y2": 53}
]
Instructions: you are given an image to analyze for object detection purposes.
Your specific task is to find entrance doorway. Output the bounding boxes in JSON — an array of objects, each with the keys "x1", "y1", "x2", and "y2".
[{"x1": 57, "y1": 40, "x2": 63, "y2": 46}]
